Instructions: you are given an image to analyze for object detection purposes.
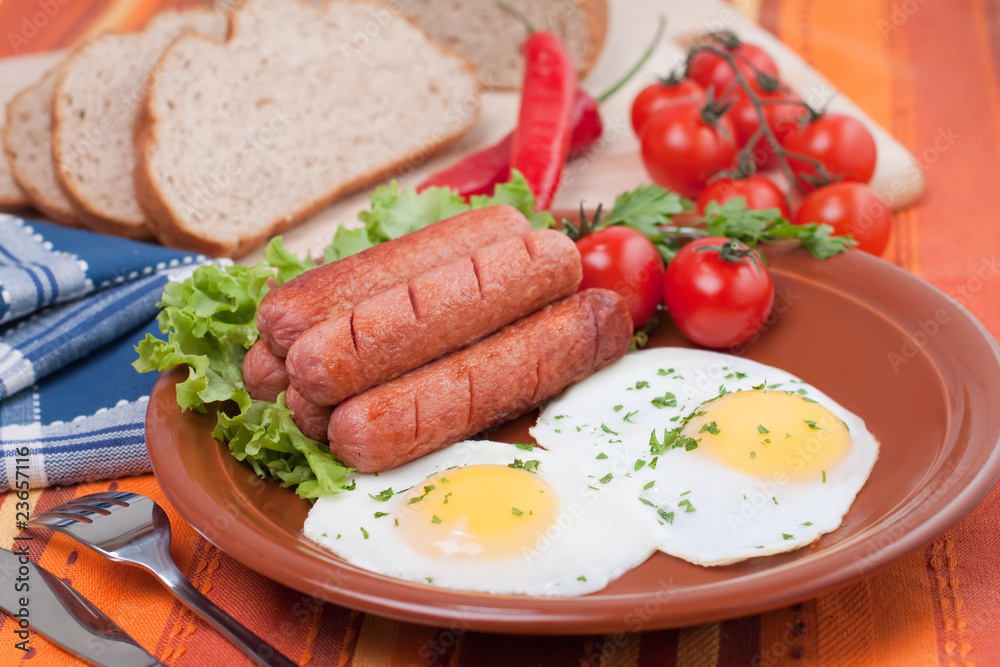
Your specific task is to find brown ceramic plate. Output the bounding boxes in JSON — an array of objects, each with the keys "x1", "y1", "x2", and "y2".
[{"x1": 146, "y1": 245, "x2": 1000, "y2": 634}]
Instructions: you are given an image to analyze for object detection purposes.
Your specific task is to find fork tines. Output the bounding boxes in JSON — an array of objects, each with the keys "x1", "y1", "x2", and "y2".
[{"x1": 29, "y1": 491, "x2": 140, "y2": 526}]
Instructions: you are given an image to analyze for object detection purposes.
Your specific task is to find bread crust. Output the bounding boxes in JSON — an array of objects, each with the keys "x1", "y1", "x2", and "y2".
[
  {"x1": 0, "y1": 94, "x2": 29, "y2": 210},
  {"x1": 3, "y1": 71, "x2": 82, "y2": 227},
  {"x1": 133, "y1": 0, "x2": 480, "y2": 258},
  {"x1": 51, "y1": 8, "x2": 225, "y2": 241},
  {"x1": 0, "y1": 159, "x2": 29, "y2": 209},
  {"x1": 0, "y1": 195, "x2": 29, "y2": 210},
  {"x1": 410, "y1": 0, "x2": 609, "y2": 91},
  {"x1": 577, "y1": 0, "x2": 609, "y2": 82}
]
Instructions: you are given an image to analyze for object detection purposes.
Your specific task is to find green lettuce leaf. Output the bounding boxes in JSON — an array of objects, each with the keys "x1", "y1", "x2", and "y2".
[
  {"x1": 323, "y1": 170, "x2": 554, "y2": 261},
  {"x1": 213, "y1": 393, "x2": 351, "y2": 499},
  {"x1": 469, "y1": 172, "x2": 555, "y2": 230},
  {"x1": 133, "y1": 261, "x2": 273, "y2": 412},
  {"x1": 132, "y1": 257, "x2": 351, "y2": 500},
  {"x1": 360, "y1": 181, "x2": 469, "y2": 242}
]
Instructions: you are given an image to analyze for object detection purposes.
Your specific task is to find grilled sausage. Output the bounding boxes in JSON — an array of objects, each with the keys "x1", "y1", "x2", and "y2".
[
  {"x1": 243, "y1": 340, "x2": 289, "y2": 402},
  {"x1": 256, "y1": 205, "x2": 531, "y2": 356},
  {"x1": 286, "y1": 229, "x2": 582, "y2": 406},
  {"x1": 286, "y1": 386, "x2": 333, "y2": 443},
  {"x1": 327, "y1": 289, "x2": 633, "y2": 472}
]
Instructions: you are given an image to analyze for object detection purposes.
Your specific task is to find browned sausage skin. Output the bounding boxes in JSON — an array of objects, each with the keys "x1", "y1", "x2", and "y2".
[
  {"x1": 256, "y1": 205, "x2": 532, "y2": 356},
  {"x1": 327, "y1": 289, "x2": 634, "y2": 473},
  {"x1": 286, "y1": 229, "x2": 582, "y2": 406},
  {"x1": 286, "y1": 386, "x2": 333, "y2": 443},
  {"x1": 242, "y1": 340, "x2": 290, "y2": 402}
]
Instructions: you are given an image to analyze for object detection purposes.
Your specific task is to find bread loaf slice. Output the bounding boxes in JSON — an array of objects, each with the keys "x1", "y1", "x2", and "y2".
[
  {"x1": 51, "y1": 8, "x2": 228, "y2": 239},
  {"x1": 4, "y1": 69, "x2": 81, "y2": 226},
  {"x1": 399, "y1": 0, "x2": 607, "y2": 89},
  {"x1": 0, "y1": 93, "x2": 28, "y2": 209},
  {"x1": 135, "y1": 0, "x2": 480, "y2": 257}
]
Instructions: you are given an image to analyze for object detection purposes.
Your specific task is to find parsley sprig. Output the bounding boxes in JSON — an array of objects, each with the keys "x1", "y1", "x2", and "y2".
[
  {"x1": 701, "y1": 199, "x2": 856, "y2": 259},
  {"x1": 563, "y1": 185, "x2": 855, "y2": 263}
]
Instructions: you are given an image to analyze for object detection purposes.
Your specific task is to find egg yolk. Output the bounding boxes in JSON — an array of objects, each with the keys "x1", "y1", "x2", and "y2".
[
  {"x1": 680, "y1": 390, "x2": 850, "y2": 480},
  {"x1": 397, "y1": 464, "x2": 557, "y2": 560}
]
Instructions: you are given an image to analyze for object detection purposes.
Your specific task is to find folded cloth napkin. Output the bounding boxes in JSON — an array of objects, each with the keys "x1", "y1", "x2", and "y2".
[{"x1": 0, "y1": 214, "x2": 213, "y2": 491}]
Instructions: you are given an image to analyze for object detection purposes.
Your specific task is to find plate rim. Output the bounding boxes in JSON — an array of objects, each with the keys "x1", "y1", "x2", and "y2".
[{"x1": 146, "y1": 248, "x2": 1000, "y2": 633}]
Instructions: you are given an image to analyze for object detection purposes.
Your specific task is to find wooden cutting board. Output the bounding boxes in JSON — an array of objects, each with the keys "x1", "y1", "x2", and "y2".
[{"x1": 0, "y1": 0, "x2": 924, "y2": 262}]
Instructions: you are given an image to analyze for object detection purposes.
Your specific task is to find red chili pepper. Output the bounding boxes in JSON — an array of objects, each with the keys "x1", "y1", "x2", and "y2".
[
  {"x1": 568, "y1": 90, "x2": 603, "y2": 160},
  {"x1": 417, "y1": 16, "x2": 665, "y2": 201},
  {"x1": 508, "y1": 30, "x2": 576, "y2": 210},
  {"x1": 417, "y1": 134, "x2": 511, "y2": 197},
  {"x1": 416, "y1": 93, "x2": 595, "y2": 198}
]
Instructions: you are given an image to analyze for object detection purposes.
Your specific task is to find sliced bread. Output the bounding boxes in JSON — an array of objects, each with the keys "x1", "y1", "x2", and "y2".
[
  {"x1": 0, "y1": 171, "x2": 27, "y2": 209},
  {"x1": 399, "y1": 0, "x2": 607, "y2": 89},
  {"x1": 0, "y1": 97, "x2": 29, "y2": 209},
  {"x1": 4, "y1": 69, "x2": 81, "y2": 227},
  {"x1": 135, "y1": 0, "x2": 480, "y2": 257},
  {"x1": 51, "y1": 8, "x2": 228, "y2": 239}
]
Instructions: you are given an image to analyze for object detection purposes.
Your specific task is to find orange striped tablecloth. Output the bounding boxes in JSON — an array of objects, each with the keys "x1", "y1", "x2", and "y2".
[{"x1": 1, "y1": 0, "x2": 999, "y2": 665}]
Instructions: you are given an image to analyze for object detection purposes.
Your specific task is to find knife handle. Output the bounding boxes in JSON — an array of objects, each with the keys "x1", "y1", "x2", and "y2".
[{"x1": 158, "y1": 571, "x2": 297, "y2": 667}]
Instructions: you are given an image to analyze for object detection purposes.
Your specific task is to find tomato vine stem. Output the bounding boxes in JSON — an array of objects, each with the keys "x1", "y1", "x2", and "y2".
[{"x1": 685, "y1": 42, "x2": 837, "y2": 192}]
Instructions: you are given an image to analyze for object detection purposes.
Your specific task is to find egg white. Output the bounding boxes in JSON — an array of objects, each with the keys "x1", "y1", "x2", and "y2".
[
  {"x1": 531, "y1": 348, "x2": 880, "y2": 567},
  {"x1": 303, "y1": 438, "x2": 658, "y2": 596}
]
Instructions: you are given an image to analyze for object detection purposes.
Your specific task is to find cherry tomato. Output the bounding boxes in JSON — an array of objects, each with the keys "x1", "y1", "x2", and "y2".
[
  {"x1": 728, "y1": 82, "x2": 804, "y2": 169},
  {"x1": 696, "y1": 175, "x2": 791, "y2": 219},
  {"x1": 662, "y1": 237, "x2": 775, "y2": 349},
  {"x1": 687, "y1": 39, "x2": 778, "y2": 96},
  {"x1": 794, "y1": 182, "x2": 892, "y2": 255},
  {"x1": 780, "y1": 112, "x2": 877, "y2": 189},
  {"x1": 630, "y1": 78, "x2": 706, "y2": 137},
  {"x1": 640, "y1": 101, "x2": 737, "y2": 199},
  {"x1": 576, "y1": 226, "x2": 664, "y2": 327}
]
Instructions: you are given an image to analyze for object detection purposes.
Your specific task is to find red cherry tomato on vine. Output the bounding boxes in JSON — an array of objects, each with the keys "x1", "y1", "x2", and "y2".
[
  {"x1": 696, "y1": 175, "x2": 791, "y2": 219},
  {"x1": 576, "y1": 226, "x2": 664, "y2": 327},
  {"x1": 640, "y1": 101, "x2": 737, "y2": 199},
  {"x1": 630, "y1": 78, "x2": 706, "y2": 137},
  {"x1": 794, "y1": 182, "x2": 892, "y2": 255},
  {"x1": 687, "y1": 40, "x2": 778, "y2": 96},
  {"x1": 662, "y1": 237, "x2": 775, "y2": 349},
  {"x1": 729, "y1": 82, "x2": 804, "y2": 170},
  {"x1": 780, "y1": 112, "x2": 877, "y2": 189}
]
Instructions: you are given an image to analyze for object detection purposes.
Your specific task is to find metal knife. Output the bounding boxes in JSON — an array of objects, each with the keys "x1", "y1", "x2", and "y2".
[{"x1": 0, "y1": 544, "x2": 164, "y2": 666}]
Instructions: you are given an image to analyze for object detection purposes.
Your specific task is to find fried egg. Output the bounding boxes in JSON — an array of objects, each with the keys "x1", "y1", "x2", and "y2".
[
  {"x1": 303, "y1": 438, "x2": 658, "y2": 596},
  {"x1": 531, "y1": 348, "x2": 880, "y2": 567},
  {"x1": 305, "y1": 347, "x2": 879, "y2": 595}
]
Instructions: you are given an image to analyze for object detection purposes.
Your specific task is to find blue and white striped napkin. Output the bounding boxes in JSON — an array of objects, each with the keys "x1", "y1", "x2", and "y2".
[{"x1": 0, "y1": 215, "x2": 212, "y2": 491}]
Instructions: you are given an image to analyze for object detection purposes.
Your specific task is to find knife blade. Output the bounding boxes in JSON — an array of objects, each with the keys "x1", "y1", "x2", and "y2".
[{"x1": 0, "y1": 543, "x2": 164, "y2": 666}]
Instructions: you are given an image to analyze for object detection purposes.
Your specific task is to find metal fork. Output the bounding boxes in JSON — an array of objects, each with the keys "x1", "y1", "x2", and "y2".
[{"x1": 28, "y1": 491, "x2": 297, "y2": 667}]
